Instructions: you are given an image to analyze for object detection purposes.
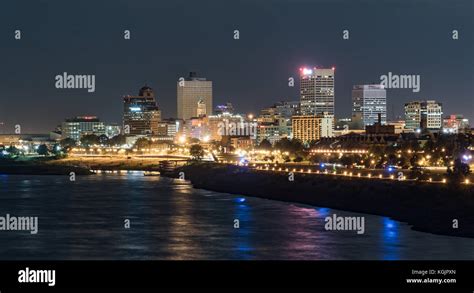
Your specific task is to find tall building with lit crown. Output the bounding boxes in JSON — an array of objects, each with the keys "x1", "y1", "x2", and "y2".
[
  {"x1": 352, "y1": 85, "x2": 387, "y2": 127},
  {"x1": 123, "y1": 86, "x2": 161, "y2": 135},
  {"x1": 292, "y1": 112, "x2": 334, "y2": 143},
  {"x1": 177, "y1": 72, "x2": 213, "y2": 120},
  {"x1": 404, "y1": 100, "x2": 442, "y2": 131},
  {"x1": 299, "y1": 67, "x2": 335, "y2": 116}
]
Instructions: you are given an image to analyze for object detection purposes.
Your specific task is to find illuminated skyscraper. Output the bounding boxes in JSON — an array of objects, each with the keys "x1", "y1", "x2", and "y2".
[
  {"x1": 123, "y1": 86, "x2": 161, "y2": 135},
  {"x1": 177, "y1": 72, "x2": 213, "y2": 120},
  {"x1": 299, "y1": 67, "x2": 335, "y2": 116}
]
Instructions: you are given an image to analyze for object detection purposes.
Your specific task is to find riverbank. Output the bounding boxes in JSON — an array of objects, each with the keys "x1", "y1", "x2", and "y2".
[
  {"x1": 0, "y1": 159, "x2": 93, "y2": 175},
  {"x1": 171, "y1": 163, "x2": 474, "y2": 238}
]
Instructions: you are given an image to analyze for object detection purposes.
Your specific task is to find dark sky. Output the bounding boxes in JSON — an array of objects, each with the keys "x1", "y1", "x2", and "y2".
[{"x1": 0, "y1": 0, "x2": 472, "y2": 133}]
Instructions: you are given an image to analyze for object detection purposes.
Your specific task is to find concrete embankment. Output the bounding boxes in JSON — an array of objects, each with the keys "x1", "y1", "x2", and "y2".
[{"x1": 172, "y1": 163, "x2": 474, "y2": 238}]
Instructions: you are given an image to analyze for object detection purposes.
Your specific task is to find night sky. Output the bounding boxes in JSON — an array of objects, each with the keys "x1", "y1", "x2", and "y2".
[{"x1": 0, "y1": 0, "x2": 472, "y2": 133}]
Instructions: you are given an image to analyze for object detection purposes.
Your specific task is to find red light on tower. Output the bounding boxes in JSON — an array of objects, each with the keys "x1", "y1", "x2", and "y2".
[
  {"x1": 332, "y1": 66, "x2": 336, "y2": 71},
  {"x1": 301, "y1": 68, "x2": 313, "y2": 75}
]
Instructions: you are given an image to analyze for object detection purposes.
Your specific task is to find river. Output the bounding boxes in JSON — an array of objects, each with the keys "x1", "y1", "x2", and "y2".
[{"x1": 0, "y1": 172, "x2": 473, "y2": 260}]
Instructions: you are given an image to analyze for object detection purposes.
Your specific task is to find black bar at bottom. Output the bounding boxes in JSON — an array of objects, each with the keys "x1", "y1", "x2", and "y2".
[{"x1": 0, "y1": 261, "x2": 472, "y2": 290}]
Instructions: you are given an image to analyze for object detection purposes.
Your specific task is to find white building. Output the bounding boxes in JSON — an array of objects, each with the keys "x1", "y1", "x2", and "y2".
[
  {"x1": 404, "y1": 100, "x2": 443, "y2": 131},
  {"x1": 352, "y1": 85, "x2": 387, "y2": 127}
]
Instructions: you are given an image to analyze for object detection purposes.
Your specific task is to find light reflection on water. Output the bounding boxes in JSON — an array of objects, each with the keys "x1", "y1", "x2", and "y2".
[
  {"x1": 0, "y1": 173, "x2": 473, "y2": 260},
  {"x1": 382, "y1": 218, "x2": 400, "y2": 260}
]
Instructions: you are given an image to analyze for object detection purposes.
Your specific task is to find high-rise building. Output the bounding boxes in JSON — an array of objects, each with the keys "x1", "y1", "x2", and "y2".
[
  {"x1": 404, "y1": 100, "x2": 443, "y2": 131},
  {"x1": 352, "y1": 85, "x2": 387, "y2": 127},
  {"x1": 177, "y1": 72, "x2": 213, "y2": 120},
  {"x1": 61, "y1": 116, "x2": 106, "y2": 141},
  {"x1": 292, "y1": 112, "x2": 334, "y2": 143},
  {"x1": 299, "y1": 67, "x2": 335, "y2": 116},
  {"x1": 123, "y1": 86, "x2": 161, "y2": 135}
]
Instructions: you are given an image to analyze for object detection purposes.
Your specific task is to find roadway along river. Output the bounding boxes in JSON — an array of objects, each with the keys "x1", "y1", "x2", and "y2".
[{"x1": 0, "y1": 172, "x2": 473, "y2": 260}]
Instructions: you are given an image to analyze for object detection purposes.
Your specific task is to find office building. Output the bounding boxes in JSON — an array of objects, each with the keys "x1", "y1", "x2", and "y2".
[
  {"x1": 404, "y1": 100, "x2": 443, "y2": 131},
  {"x1": 123, "y1": 86, "x2": 161, "y2": 135},
  {"x1": 299, "y1": 67, "x2": 335, "y2": 116},
  {"x1": 352, "y1": 85, "x2": 387, "y2": 127},
  {"x1": 61, "y1": 116, "x2": 105, "y2": 141},
  {"x1": 292, "y1": 112, "x2": 334, "y2": 143},
  {"x1": 177, "y1": 72, "x2": 213, "y2": 120}
]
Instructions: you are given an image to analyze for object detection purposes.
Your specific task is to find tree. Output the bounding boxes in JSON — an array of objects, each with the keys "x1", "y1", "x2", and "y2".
[
  {"x1": 6, "y1": 146, "x2": 20, "y2": 157},
  {"x1": 134, "y1": 137, "x2": 151, "y2": 150},
  {"x1": 108, "y1": 134, "x2": 126, "y2": 146},
  {"x1": 60, "y1": 138, "x2": 77, "y2": 149},
  {"x1": 37, "y1": 144, "x2": 49, "y2": 156},
  {"x1": 293, "y1": 156, "x2": 303, "y2": 162},
  {"x1": 51, "y1": 144, "x2": 59, "y2": 154},
  {"x1": 80, "y1": 134, "x2": 100, "y2": 147},
  {"x1": 98, "y1": 134, "x2": 109, "y2": 145},
  {"x1": 340, "y1": 155, "x2": 354, "y2": 167},
  {"x1": 189, "y1": 138, "x2": 200, "y2": 144},
  {"x1": 189, "y1": 144, "x2": 205, "y2": 160},
  {"x1": 257, "y1": 139, "x2": 272, "y2": 150},
  {"x1": 447, "y1": 158, "x2": 471, "y2": 181},
  {"x1": 274, "y1": 138, "x2": 304, "y2": 153}
]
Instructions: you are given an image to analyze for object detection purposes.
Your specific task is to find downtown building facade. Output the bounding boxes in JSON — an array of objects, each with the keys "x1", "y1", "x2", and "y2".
[
  {"x1": 404, "y1": 100, "x2": 443, "y2": 131},
  {"x1": 299, "y1": 67, "x2": 335, "y2": 116},
  {"x1": 352, "y1": 84, "x2": 387, "y2": 128},
  {"x1": 208, "y1": 112, "x2": 251, "y2": 141},
  {"x1": 61, "y1": 116, "x2": 105, "y2": 141},
  {"x1": 292, "y1": 112, "x2": 334, "y2": 143},
  {"x1": 123, "y1": 86, "x2": 161, "y2": 135},
  {"x1": 177, "y1": 72, "x2": 213, "y2": 120},
  {"x1": 297, "y1": 67, "x2": 335, "y2": 143},
  {"x1": 255, "y1": 101, "x2": 297, "y2": 144},
  {"x1": 214, "y1": 103, "x2": 235, "y2": 115},
  {"x1": 443, "y1": 114, "x2": 470, "y2": 133}
]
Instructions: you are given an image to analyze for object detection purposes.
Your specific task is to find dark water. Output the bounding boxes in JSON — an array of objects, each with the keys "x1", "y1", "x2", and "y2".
[{"x1": 0, "y1": 172, "x2": 473, "y2": 260}]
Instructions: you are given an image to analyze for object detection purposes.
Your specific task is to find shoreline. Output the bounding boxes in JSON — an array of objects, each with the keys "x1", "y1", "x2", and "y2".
[
  {"x1": 3, "y1": 159, "x2": 473, "y2": 239},
  {"x1": 0, "y1": 160, "x2": 93, "y2": 175},
  {"x1": 170, "y1": 163, "x2": 474, "y2": 239}
]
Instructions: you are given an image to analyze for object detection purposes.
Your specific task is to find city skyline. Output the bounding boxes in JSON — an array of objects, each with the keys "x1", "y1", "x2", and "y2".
[
  {"x1": 0, "y1": 0, "x2": 472, "y2": 133},
  {"x1": 0, "y1": 1, "x2": 473, "y2": 289}
]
